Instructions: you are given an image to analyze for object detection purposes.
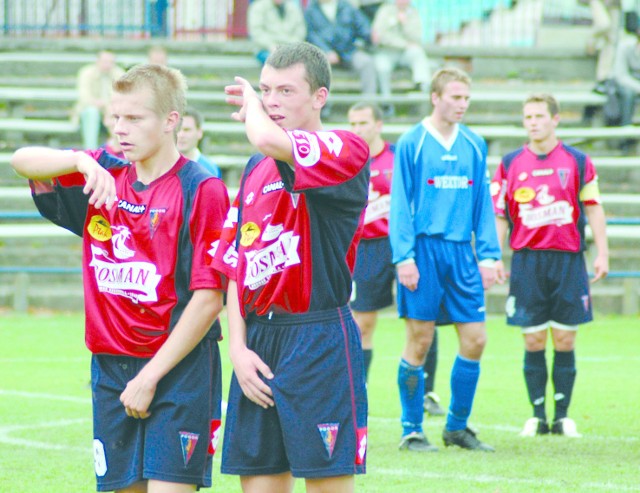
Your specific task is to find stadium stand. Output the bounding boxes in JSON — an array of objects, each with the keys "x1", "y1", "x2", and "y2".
[{"x1": 0, "y1": 26, "x2": 638, "y2": 313}]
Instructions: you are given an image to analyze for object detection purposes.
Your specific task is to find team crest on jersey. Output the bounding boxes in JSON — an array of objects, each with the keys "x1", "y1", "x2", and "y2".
[
  {"x1": 514, "y1": 187, "x2": 535, "y2": 203},
  {"x1": 317, "y1": 423, "x2": 339, "y2": 458},
  {"x1": 87, "y1": 215, "x2": 112, "y2": 241},
  {"x1": 208, "y1": 419, "x2": 221, "y2": 456},
  {"x1": 356, "y1": 427, "x2": 368, "y2": 465},
  {"x1": 240, "y1": 222, "x2": 261, "y2": 246},
  {"x1": 557, "y1": 168, "x2": 570, "y2": 189},
  {"x1": 179, "y1": 431, "x2": 199, "y2": 466},
  {"x1": 149, "y1": 208, "x2": 166, "y2": 239}
]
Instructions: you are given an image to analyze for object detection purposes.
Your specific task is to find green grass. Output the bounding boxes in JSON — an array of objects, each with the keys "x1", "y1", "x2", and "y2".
[{"x1": 1, "y1": 309, "x2": 639, "y2": 492}]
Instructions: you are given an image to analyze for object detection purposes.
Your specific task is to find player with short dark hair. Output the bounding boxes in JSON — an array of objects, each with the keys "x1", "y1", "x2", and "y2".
[
  {"x1": 11, "y1": 63, "x2": 230, "y2": 493},
  {"x1": 213, "y1": 42, "x2": 370, "y2": 493},
  {"x1": 347, "y1": 101, "x2": 394, "y2": 380},
  {"x1": 390, "y1": 67, "x2": 500, "y2": 453},
  {"x1": 178, "y1": 107, "x2": 222, "y2": 179},
  {"x1": 492, "y1": 93, "x2": 609, "y2": 438}
]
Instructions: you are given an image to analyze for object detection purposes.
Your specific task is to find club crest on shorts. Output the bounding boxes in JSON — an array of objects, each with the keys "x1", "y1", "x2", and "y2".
[
  {"x1": 317, "y1": 423, "x2": 339, "y2": 458},
  {"x1": 179, "y1": 431, "x2": 199, "y2": 466}
]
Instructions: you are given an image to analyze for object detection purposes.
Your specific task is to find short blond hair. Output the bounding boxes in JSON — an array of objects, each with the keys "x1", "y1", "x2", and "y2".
[
  {"x1": 524, "y1": 93, "x2": 560, "y2": 117},
  {"x1": 113, "y1": 64, "x2": 187, "y2": 118},
  {"x1": 430, "y1": 67, "x2": 471, "y2": 96}
]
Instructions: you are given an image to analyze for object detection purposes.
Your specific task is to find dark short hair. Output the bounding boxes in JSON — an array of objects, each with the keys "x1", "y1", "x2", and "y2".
[
  {"x1": 266, "y1": 42, "x2": 331, "y2": 92},
  {"x1": 524, "y1": 93, "x2": 560, "y2": 116},
  {"x1": 348, "y1": 101, "x2": 384, "y2": 121},
  {"x1": 183, "y1": 106, "x2": 204, "y2": 128}
]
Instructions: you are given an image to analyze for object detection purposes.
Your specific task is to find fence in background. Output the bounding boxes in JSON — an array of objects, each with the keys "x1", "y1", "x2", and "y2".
[{"x1": 0, "y1": 0, "x2": 623, "y2": 46}]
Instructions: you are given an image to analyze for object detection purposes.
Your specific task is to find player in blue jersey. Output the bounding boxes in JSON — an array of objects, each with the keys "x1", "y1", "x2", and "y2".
[
  {"x1": 389, "y1": 67, "x2": 501, "y2": 452},
  {"x1": 213, "y1": 42, "x2": 369, "y2": 493}
]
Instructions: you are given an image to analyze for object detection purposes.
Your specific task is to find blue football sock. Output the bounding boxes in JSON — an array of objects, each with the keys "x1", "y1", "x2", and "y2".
[
  {"x1": 446, "y1": 355, "x2": 480, "y2": 432},
  {"x1": 398, "y1": 358, "x2": 424, "y2": 436}
]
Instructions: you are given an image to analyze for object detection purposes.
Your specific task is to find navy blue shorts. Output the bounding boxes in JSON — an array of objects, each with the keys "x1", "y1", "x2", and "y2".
[
  {"x1": 91, "y1": 338, "x2": 222, "y2": 491},
  {"x1": 506, "y1": 249, "x2": 593, "y2": 327},
  {"x1": 350, "y1": 237, "x2": 395, "y2": 312},
  {"x1": 221, "y1": 306, "x2": 368, "y2": 478},
  {"x1": 397, "y1": 236, "x2": 486, "y2": 323}
]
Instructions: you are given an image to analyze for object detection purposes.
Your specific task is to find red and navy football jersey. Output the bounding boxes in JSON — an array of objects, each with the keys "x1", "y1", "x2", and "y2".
[
  {"x1": 362, "y1": 142, "x2": 394, "y2": 240},
  {"x1": 491, "y1": 142, "x2": 600, "y2": 252},
  {"x1": 211, "y1": 129, "x2": 369, "y2": 317},
  {"x1": 30, "y1": 149, "x2": 229, "y2": 357}
]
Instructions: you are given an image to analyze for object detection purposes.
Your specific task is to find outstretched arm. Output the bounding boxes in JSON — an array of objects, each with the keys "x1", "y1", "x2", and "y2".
[{"x1": 11, "y1": 147, "x2": 118, "y2": 210}]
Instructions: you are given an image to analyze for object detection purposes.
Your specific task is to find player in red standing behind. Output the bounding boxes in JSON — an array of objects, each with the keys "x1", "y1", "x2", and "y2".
[
  {"x1": 492, "y1": 93, "x2": 609, "y2": 438},
  {"x1": 212, "y1": 42, "x2": 370, "y2": 493},
  {"x1": 11, "y1": 64, "x2": 230, "y2": 492}
]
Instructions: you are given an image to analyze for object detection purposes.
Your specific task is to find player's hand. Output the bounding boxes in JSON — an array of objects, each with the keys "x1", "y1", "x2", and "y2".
[
  {"x1": 119, "y1": 373, "x2": 156, "y2": 420},
  {"x1": 76, "y1": 152, "x2": 118, "y2": 210},
  {"x1": 224, "y1": 76, "x2": 259, "y2": 123},
  {"x1": 479, "y1": 265, "x2": 497, "y2": 290},
  {"x1": 397, "y1": 262, "x2": 419, "y2": 292},
  {"x1": 495, "y1": 260, "x2": 509, "y2": 284},
  {"x1": 591, "y1": 254, "x2": 609, "y2": 283},
  {"x1": 230, "y1": 345, "x2": 275, "y2": 409}
]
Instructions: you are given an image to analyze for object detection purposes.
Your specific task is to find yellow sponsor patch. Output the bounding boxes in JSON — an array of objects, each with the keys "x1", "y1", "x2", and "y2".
[
  {"x1": 240, "y1": 222, "x2": 261, "y2": 247},
  {"x1": 514, "y1": 187, "x2": 535, "y2": 203},
  {"x1": 87, "y1": 215, "x2": 112, "y2": 241}
]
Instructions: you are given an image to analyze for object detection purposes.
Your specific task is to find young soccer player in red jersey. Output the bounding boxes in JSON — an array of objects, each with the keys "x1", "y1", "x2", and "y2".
[
  {"x1": 212, "y1": 42, "x2": 370, "y2": 493},
  {"x1": 11, "y1": 64, "x2": 229, "y2": 492}
]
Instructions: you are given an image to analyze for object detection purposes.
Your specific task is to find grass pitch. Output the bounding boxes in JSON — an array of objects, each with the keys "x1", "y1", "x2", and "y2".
[{"x1": 1, "y1": 309, "x2": 639, "y2": 492}]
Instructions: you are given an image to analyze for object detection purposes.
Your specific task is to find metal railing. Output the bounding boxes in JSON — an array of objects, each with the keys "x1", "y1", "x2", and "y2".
[{"x1": 0, "y1": 0, "x2": 618, "y2": 47}]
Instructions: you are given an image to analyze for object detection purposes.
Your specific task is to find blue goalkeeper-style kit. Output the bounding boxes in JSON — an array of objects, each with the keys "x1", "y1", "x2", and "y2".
[{"x1": 389, "y1": 118, "x2": 501, "y2": 439}]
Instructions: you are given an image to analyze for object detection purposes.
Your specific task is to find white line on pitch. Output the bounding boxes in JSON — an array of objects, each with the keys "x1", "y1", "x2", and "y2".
[
  {"x1": 0, "y1": 389, "x2": 90, "y2": 404},
  {"x1": 0, "y1": 418, "x2": 90, "y2": 452},
  {"x1": 371, "y1": 467, "x2": 640, "y2": 491}
]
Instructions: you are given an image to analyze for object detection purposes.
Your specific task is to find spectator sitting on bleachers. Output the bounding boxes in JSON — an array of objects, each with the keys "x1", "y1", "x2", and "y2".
[
  {"x1": 372, "y1": 0, "x2": 431, "y2": 113},
  {"x1": 304, "y1": 0, "x2": 377, "y2": 96},
  {"x1": 177, "y1": 107, "x2": 222, "y2": 179},
  {"x1": 248, "y1": 0, "x2": 306, "y2": 66},
  {"x1": 73, "y1": 50, "x2": 125, "y2": 150},
  {"x1": 580, "y1": 0, "x2": 621, "y2": 90}
]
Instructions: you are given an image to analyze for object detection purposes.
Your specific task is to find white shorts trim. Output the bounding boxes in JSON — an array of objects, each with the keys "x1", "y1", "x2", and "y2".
[{"x1": 520, "y1": 320, "x2": 579, "y2": 334}]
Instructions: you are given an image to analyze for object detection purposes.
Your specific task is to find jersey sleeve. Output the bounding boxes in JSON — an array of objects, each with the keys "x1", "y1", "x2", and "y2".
[
  {"x1": 580, "y1": 156, "x2": 602, "y2": 206},
  {"x1": 29, "y1": 149, "x2": 119, "y2": 237},
  {"x1": 285, "y1": 130, "x2": 369, "y2": 191},
  {"x1": 389, "y1": 134, "x2": 417, "y2": 264},
  {"x1": 189, "y1": 178, "x2": 230, "y2": 291},
  {"x1": 209, "y1": 195, "x2": 240, "y2": 282}
]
